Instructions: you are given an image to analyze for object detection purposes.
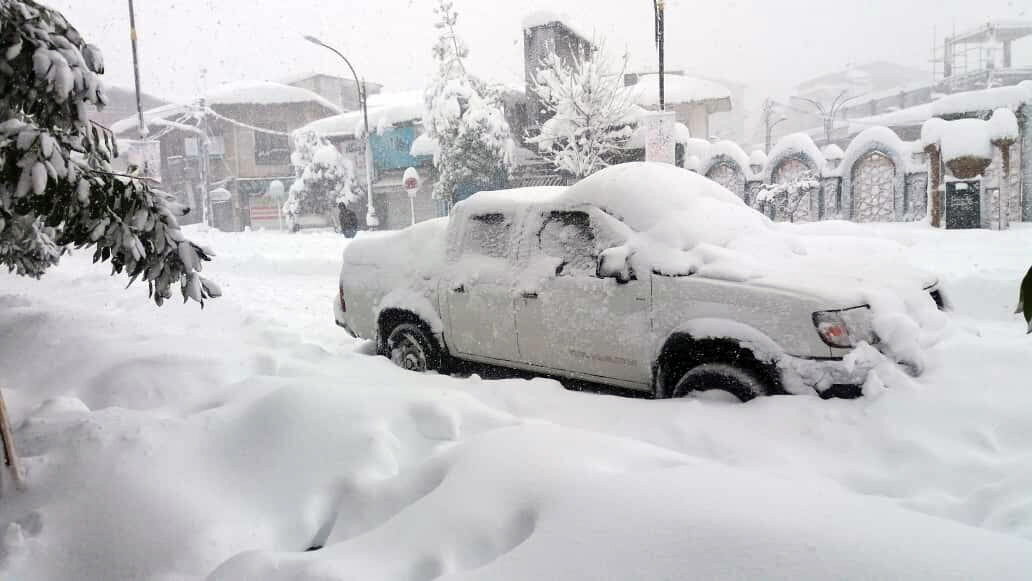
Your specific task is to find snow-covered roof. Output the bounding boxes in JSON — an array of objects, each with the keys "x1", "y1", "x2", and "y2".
[
  {"x1": 301, "y1": 90, "x2": 424, "y2": 138},
  {"x1": 203, "y1": 81, "x2": 341, "y2": 112},
  {"x1": 109, "y1": 81, "x2": 340, "y2": 136},
  {"x1": 629, "y1": 74, "x2": 733, "y2": 109},
  {"x1": 846, "y1": 80, "x2": 1032, "y2": 133}
]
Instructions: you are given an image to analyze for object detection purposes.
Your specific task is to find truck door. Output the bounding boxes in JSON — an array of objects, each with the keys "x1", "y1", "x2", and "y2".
[
  {"x1": 443, "y1": 212, "x2": 521, "y2": 362},
  {"x1": 514, "y1": 209, "x2": 651, "y2": 385}
]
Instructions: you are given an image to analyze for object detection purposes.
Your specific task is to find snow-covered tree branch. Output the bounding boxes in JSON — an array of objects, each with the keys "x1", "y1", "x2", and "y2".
[
  {"x1": 528, "y1": 41, "x2": 635, "y2": 179},
  {"x1": 423, "y1": 0, "x2": 513, "y2": 202},
  {"x1": 0, "y1": 0, "x2": 219, "y2": 306}
]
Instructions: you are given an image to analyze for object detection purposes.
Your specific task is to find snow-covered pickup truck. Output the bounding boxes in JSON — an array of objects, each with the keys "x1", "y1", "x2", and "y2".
[{"x1": 334, "y1": 163, "x2": 945, "y2": 400}]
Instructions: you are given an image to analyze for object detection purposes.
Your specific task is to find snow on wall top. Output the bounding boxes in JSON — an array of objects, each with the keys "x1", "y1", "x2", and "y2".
[
  {"x1": 629, "y1": 74, "x2": 733, "y2": 108},
  {"x1": 300, "y1": 90, "x2": 424, "y2": 138},
  {"x1": 922, "y1": 109, "x2": 1018, "y2": 162},
  {"x1": 838, "y1": 126, "x2": 913, "y2": 175},
  {"x1": 748, "y1": 150, "x2": 768, "y2": 168},
  {"x1": 700, "y1": 140, "x2": 752, "y2": 176},
  {"x1": 764, "y1": 133, "x2": 826, "y2": 181},
  {"x1": 821, "y1": 144, "x2": 844, "y2": 161},
  {"x1": 521, "y1": 11, "x2": 594, "y2": 42}
]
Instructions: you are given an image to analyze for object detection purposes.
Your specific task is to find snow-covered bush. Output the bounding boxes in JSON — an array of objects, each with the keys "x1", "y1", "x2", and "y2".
[
  {"x1": 423, "y1": 0, "x2": 513, "y2": 202},
  {"x1": 528, "y1": 41, "x2": 635, "y2": 179},
  {"x1": 0, "y1": 0, "x2": 218, "y2": 305},
  {"x1": 283, "y1": 130, "x2": 360, "y2": 222},
  {"x1": 755, "y1": 170, "x2": 819, "y2": 223}
]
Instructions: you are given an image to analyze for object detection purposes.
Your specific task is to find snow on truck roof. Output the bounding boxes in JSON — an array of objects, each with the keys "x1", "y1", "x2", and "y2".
[{"x1": 453, "y1": 162, "x2": 932, "y2": 306}]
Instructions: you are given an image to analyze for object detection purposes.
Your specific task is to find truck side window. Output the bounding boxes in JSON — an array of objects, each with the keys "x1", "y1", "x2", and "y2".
[
  {"x1": 463, "y1": 213, "x2": 511, "y2": 258},
  {"x1": 538, "y1": 211, "x2": 596, "y2": 276}
]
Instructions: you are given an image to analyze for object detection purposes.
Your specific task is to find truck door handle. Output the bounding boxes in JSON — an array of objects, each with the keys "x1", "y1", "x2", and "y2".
[
  {"x1": 452, "y1": 284, "x2": 465, "y2": 293},
  {"x1": 521, "y1": 291, "x2": 538, "y2": 299}
]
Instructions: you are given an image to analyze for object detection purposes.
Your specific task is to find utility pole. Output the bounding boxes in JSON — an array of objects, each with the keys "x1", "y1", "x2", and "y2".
[
  {"x1": 653, "y1": 0, "x2": 665, "y2": 110},
  {"x1": 127, "y1": 0, "x2": 147, "y2": 139},
  {"x1": 199, "y1": 97, "x2": 212, "y2": 228}
]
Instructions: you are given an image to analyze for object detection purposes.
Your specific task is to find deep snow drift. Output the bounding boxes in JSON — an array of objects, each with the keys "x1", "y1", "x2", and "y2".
[{"x1": 2, "y1": 223, "x2": 1032, "y2": 580}]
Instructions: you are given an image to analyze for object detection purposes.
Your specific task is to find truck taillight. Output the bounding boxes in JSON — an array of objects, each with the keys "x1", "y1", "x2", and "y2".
[
  {"x1": 338, "y1": 282, "x2": 347, "y2": 312},
  {"x1": 812, "y1": 311, "x2": 852, "y2": 348}
]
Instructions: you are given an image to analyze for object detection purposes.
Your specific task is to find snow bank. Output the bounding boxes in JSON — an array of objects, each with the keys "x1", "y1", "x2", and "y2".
[{"x1": 3, "y1": 224, "x2": 1032, "y2": 580}]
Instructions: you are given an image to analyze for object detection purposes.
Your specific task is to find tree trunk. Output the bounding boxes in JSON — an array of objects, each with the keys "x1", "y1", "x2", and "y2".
[{"x1": 0, "y1": 387, "x2": 23, "y2": 495}]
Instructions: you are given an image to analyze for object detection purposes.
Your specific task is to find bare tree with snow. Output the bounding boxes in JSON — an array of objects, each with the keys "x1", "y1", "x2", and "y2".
[
  {"x1": 423, "y1": 0, "x2": 513, "y2": 203},
  {"x1": 755, "y1": 170, "x2": 820, "y2": 223},
  {"x1": 528, "y1": 41, "x2": 635, "y2": 179},
  {"x1": 0, "y1": 0, "x2": 218, "y2": 305}
]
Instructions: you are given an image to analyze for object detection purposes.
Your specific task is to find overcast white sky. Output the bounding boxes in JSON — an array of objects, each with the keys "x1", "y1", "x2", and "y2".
[{"x1": 49, "y1": 0, "x2": 1031, "y2": 105}]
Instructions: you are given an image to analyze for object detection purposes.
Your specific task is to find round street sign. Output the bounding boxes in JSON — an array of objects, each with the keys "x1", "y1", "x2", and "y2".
[
  {"x1": 403, "y1": 167, "x2": 421, "y2": 199},
  {"x1": 209, "y1": 187, "x2": 232, "y2": 203}
]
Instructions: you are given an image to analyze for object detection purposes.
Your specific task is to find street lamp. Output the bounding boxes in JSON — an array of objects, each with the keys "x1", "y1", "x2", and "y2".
[{"x1": 303, "y1": 35, "x2": 379, "y2": 228}]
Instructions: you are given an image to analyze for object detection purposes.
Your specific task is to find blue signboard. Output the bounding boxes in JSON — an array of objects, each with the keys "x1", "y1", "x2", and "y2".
[{"x1": 369, "y1": 126, "x2": 431, "y2": 171}]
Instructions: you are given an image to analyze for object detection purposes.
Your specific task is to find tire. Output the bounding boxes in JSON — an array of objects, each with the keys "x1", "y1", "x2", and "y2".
[
  {"x1": 386, "y1": 322, "x2": 442, "y2": 373},
  {"x1": 671, "y1": 362, "x2": 767, "y2": 402}
]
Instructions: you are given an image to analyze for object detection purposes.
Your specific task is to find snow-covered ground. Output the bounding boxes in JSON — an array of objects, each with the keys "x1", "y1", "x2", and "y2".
[{"x1": 2, "y1": 223, "x2": 1032, "y2": 580}]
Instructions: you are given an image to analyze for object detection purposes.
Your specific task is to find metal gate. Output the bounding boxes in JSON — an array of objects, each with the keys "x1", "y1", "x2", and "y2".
[
  {"x1": 945, "y1": 180, "x2": 980, "y2": 229},
  {"x1": 852, "y1": 151, "x2": 895, "y2": 222}
]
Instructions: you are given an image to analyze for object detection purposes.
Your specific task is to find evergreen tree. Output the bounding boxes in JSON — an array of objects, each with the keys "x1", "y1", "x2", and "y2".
[
  {"x1": 528, "y1": 42, "x2": 635, "y2": 179},
  {"x1": 283, "y1": 130, "x2": 360, "y2": 223},
  {"x1": 0, "y1": 0, "x2": 218, "y2": 305},
  {"x1": 423, "y1": 0, "x2": 513, "y2": 203}
]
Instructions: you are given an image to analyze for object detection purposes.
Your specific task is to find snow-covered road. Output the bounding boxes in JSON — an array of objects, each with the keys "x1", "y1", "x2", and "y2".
[{"x1": 2, "y1": 223, "x2": 1032, "y2": 580}]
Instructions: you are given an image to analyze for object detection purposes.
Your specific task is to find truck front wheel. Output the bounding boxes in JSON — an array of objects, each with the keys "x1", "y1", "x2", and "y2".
[
  {"x1": 672, "y1": 362, "x2": 766, "y2": 402},
  {"x1": 386, "y1": 322, "x2": 442, "y2": 373}
]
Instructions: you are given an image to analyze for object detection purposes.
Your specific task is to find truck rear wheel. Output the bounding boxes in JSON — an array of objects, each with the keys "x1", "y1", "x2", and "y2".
[{"x1": 386, "y1": 322, "x2": 442, "y2": 373}]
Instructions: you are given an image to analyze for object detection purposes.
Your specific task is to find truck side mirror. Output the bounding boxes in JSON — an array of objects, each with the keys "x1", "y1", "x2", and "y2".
[{"x1": 597, "y1": 247, "x2": 636, "y2": 284}]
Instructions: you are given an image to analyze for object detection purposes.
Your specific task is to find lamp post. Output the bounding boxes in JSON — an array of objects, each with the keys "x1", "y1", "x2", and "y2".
[
  {"x1": 303, "y1": 35, "x2": 379, "y2": 228},
  {"x1": 653, "y1": 0, "x2": 665, "y2": 110}
]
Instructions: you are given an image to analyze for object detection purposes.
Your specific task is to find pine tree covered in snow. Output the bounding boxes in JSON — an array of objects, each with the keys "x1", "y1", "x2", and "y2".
[
  {"x1": 423, "y1": 0, "x2": 513, "y2": 202},
  {"x1": 283, "y1": 130, "x2": 360, "y2": 222},
  {"x1": 528, "y1": 42, "x2": 634, "y2": 179},
  {"x1": 0, "y1": 0, "x2": 218, "y2": 305}
]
